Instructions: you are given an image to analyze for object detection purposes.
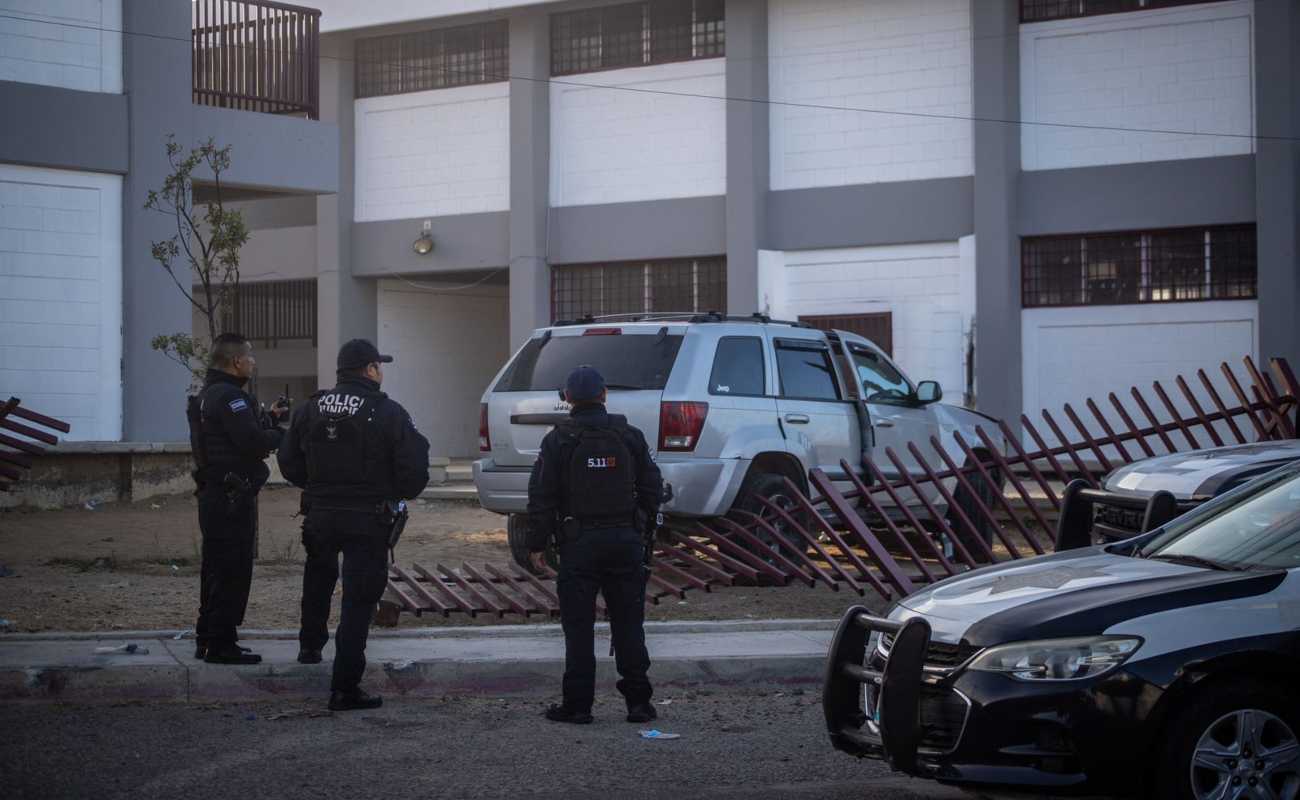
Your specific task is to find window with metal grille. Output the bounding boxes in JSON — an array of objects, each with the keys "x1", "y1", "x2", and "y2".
[
  {"x1": 1022, "y1": 225, "x2": 1256, "y2": 308},
  {"x1": 550, "y1": 0, "x2": 724, "y2": 77},
  {"x1": 799, "y1": 313, "x2": 894, "y2": 357},
  {"x1": 223, "y1": 279, "x2": 317, "y2": 347},
  {"x1": 355, "y1": 20, "x2": 508, "y2": 98},
  {"x1": 551, "y1": 258, "x2": 727, "y2": 320},
  {"x1": 1020, "y1": 0, "x2": 1222, "y2": 23}
]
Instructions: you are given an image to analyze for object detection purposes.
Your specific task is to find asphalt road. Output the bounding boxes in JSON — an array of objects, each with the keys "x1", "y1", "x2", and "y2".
[{"x1": 0, "y1": 691, "x2": 970, "y2": 800}]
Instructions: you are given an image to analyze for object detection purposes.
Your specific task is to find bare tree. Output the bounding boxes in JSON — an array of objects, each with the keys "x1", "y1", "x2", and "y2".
[{"x1": 144, "y1": 135, "x2": 249, "y2": 388}]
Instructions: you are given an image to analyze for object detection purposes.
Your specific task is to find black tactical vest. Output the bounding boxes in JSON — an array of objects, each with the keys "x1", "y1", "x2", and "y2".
[
  {"x1": 305, "y1": 389, "x2": 386, "y2": 487},
  {"x1": 189, "y1": 381, "x2": 249, "y2": 481},
  {"x1": 560, "y1": 415, "x2": 637, "y2": 522}
]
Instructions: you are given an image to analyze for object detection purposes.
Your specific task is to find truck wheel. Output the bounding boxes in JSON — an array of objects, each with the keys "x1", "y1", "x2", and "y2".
[
  {"x1": 945, "y1": 469, "x2": 1000, "y2": 564},
  {"x1": 733, "y1": 474, "x2": 814, "y2": 561},
  {"x1": 1154, "y1": 679, "x2": 1300, "y2": 800},
  {"x1": 506, "y1": 513, "x2": 557, "y2": 573}
]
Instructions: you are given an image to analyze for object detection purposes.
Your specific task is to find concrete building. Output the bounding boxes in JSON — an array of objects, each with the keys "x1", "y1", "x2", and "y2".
[
  {"x1": 0, "y1": 0, "x2": 337, "y2": 502},
  {"x1": 3, "y1": 0, "x2": 1297, "y2": 473}
]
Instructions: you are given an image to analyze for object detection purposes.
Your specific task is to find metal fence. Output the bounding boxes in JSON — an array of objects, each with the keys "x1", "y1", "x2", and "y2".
[
  {"x1": 192, "y1": 0, "x2": 321, "y2": 120},
  {"x1": 386, "y1": 357, "x2": 1298, "y2": 616},
  {"x1": 0, "y1": 398, "x2": 71, "y2": 493}
]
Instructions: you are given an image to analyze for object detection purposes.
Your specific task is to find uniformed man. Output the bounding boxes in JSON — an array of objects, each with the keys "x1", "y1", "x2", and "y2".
[
  {"x1": 527, "y1": 365, "x2": 664, "y2": 724},
  {"x1": 187, "y1": 332, "x2": 288, "y2": 665},
  {"x1": 277, "y1": 339, "x2": 430, "y2": 711}
]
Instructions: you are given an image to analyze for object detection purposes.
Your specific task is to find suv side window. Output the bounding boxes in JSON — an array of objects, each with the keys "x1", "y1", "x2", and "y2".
[
  {"x1": 709, "y1": 337, "x2": 765, "y2": 396},
  {"x1": 849, "y1": 343, "x2": 912, "y2": 405},
  {"x1": 775, "y1": 338, "x2": 841, "y2": 401}
]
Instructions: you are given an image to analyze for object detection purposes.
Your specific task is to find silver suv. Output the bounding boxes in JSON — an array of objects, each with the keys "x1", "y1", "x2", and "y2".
[{"x1": 473, "y1": 313, "x2": 1001, "y2": 566}]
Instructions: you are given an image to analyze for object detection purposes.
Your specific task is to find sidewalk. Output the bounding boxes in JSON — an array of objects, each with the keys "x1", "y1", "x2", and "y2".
[{"x1": 0, "y1": 620, "x2": 837, "y2": 705}]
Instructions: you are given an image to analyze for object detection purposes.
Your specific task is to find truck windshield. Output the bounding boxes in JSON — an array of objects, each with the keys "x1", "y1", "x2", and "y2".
[
  {"x1": 1138, "y1": 465, "x2": 1300, "y2": 571},
  {"x1": 494, "y1": 332, "x2": 685, "y2": 393}
]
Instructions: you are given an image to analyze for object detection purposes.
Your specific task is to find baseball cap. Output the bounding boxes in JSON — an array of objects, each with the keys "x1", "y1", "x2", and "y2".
[
  {"x1": 566, "y1": 365, "x2": 606, "y2": 400},
  {"x1": 337, "y1": 339, "x2": 394, "y2": 370}
]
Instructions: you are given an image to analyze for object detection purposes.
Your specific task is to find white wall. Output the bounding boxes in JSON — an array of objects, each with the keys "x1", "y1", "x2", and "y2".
[
  {"x1": 1022, "y1": 300, "x2": 1258, "y2": 448},
  {"x1": 768, "y1": 0, "x2": 973, "y2": 190},
  {"x1": 1020, "y1": 0, "x2": 1254, "y2": 171},
  {"x1": 355, "y1": 83, "x2": 511, "y2": 222},
  {"x1": 550, "y1": 60, "x2": 727, "y2": 207},
  {"x1": 760, "y1": 237, "x2": 976, "y2": 402},
  {"x1": 0, "y1": 0, "x2": 121, "y2": 93},
  {"x1": 239, "y1": 225, "x2": 317, "y2": 283},
  {"x1": 0, "y1": 164, "x2": 122, "y2": 442},
  {"x1": 376, "y1": 279, "x2": 510, "y2": 457}
]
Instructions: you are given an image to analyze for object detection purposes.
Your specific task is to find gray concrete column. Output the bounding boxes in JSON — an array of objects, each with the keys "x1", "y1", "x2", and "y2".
[
  {"x1": 1254, "y1": 0, "x2": 1300, "y2": 370},
  {"x1": 971, "y1": 0, "x2": 1021, "y2": 420},
  {"x1": 316, "y1": 32, "x2": 375, "y2": 383},
  {"x1": 724, "y1": 0, "x2": 768, "y2": 315},
  {"x1": 508, "y1": 8, "x2": 552, "y2": 347},
  {"x1": 121, "y1": 0, "x2": 195, "y2": 441}
]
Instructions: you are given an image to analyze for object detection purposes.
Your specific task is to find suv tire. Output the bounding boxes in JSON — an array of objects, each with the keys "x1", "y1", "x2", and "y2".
[
  {"x1": 946, "y1": 469, "x2": 1000, "y2": 564},
  {"x1": 732, "y1": 473, "x2": 814, "y2": 561},
  {"x1": 1153, "y1": 678, "x2": 1300, "y2": 800},
  {"x1": 506, "y1": 513, "x2": 558, "y2": 573}
]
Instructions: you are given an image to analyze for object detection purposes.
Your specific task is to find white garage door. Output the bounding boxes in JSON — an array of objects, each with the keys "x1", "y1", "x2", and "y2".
[
  {"x1": 0, "y1": 164, "x2": 122, "y2": 441},
  {"x1": 377, "y1": 279, "x2": 510, "y2": 457}
]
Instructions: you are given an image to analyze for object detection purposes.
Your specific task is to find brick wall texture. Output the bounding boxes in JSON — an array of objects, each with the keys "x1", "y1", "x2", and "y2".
[{"x1": 0, "y1": 0, "x2": 120, "y2": 93}]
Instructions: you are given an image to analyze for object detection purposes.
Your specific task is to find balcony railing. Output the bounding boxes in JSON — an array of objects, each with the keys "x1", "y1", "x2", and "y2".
[{"x1": 192, "y1": 0, "x2": 321, "y2": 120}]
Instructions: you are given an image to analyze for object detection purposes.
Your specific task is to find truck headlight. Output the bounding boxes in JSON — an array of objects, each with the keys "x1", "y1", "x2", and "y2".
[{"x1": 967, "y1": 636, "x2": 1141, "y2": 681}]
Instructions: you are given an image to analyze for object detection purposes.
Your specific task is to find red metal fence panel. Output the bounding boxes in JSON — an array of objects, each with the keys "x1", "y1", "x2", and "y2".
[{"x1": 192, "y1": 0, "x2": 321, "y2": 120}]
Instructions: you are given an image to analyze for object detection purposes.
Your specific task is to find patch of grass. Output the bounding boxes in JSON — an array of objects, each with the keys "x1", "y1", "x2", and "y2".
[
  {"x1": 139, "y1": 556, "x2": 196, "y2": 567},
  {"x1": 46, "y1": 555, "x2": 120, "y2": 572},
  {"x1": 257, "y1": 531, "x2": 302, "y2": 565}
]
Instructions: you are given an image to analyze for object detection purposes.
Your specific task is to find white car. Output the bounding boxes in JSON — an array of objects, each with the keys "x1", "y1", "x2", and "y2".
[{"x1": 473, "y1": 312, "x2": 1002, "y2": 567}]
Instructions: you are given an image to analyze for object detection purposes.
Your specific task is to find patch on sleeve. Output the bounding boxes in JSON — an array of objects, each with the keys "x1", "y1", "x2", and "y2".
[{"x1": 228, "y1": 398, "x2": 248, "y2": 413}]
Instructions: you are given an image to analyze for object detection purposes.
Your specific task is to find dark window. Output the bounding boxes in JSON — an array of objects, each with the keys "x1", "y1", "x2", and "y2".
[
  {"x1": 551, "y1": 258, "x2": 727, "y2": 320},
  {"x1": 800, "y1": 313, "x2": 893, "y2": 357},
  {"x1": 1022, "y1": 225, "x2": 1257, "y2": 308},
  {"x1": 223, "y1": 279, "x2": 316, "y2": 347},
  {"x1": 709, "y1": 337, "x2": 765, "y2": 397},
  {"x1": 775, "y1": 339, "x2": 840, "y2": 401},
  {"x1": 355, "y1": 21, "x2": 508, "y2": 98},
  {"x1": 493, "y1": 333, "x2": 684, "y2": 393},
  {"x1": 848, "y1": 344, "x2": 913, "y2": 406},
  {"x1": 551, "y1": 0, "x2": 725, "y2": 77},
  {"x1": 1020, "y1": 0, "x2": 1222, "y2": 23}
]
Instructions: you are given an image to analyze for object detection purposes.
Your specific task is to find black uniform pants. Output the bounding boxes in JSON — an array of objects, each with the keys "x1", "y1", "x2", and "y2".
[
  {"x1": 195, "y1": 493, "x2": 257, "y2": 649},
  {"x1": 556, "y1": 528, "x2": 652, "y2": 714},
  {"x1": 299, "y1": 510, "x2": 389, "y2": 694}
]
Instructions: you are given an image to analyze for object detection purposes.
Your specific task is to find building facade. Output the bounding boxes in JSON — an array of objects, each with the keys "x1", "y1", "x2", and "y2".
[{"x1": 4, "y1": 0, "x2": 1296, "y2": 464}]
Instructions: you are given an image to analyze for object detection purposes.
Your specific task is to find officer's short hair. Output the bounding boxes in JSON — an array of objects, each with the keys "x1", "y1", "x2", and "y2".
[
  {"x1": 336, "y1": 364, "x2": 373, "y2": 379},
  {"x1": 211, "y1": 333, "x2": 251, "y2": 366}
]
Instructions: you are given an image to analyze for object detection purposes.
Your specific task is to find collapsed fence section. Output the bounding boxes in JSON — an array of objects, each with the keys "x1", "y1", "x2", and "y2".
[{"x1": 0, "y1": 398, "x2": 71, "y2": 494}]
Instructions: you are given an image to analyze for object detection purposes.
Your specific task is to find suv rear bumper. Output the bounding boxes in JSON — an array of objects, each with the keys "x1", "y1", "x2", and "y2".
[{"x1": 473, "y1": 456, "x2": 752, "y2": 518}]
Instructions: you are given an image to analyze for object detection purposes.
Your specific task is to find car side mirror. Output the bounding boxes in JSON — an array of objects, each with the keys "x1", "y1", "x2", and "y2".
[{"x1": 915, "y1": 381, "x2": 942, "y2": 405}]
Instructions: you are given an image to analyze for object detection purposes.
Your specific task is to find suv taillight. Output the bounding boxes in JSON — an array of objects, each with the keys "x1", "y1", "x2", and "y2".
[
  {"x1": 479, "y1": 403, "x2": 491, "y2": 452},
  {"x1": 660, "y1": 401, "x2": 708, "y2": 452}
]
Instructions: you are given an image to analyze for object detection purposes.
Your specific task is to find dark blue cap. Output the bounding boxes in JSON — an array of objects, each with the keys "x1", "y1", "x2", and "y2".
[
  {"x1": 337, "y1": 339, "x2": 393, "y2": 370},
  {"x1": 566, "y1": 365, "x2": 605, "y2": 401}
]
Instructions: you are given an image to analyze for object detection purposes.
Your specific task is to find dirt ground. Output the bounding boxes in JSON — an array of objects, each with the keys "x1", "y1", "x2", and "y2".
[{"x1": 0, "y1": 487, "x2": 877, "y2": 633}]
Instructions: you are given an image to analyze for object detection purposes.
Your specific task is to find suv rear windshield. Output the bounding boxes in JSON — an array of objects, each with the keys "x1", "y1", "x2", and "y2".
[{"x1": 494, "y1": 332, "x2": 685, "y2": 393}]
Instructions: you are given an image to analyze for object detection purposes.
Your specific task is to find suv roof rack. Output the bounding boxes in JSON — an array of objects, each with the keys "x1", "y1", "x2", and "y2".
[{"x1": 552, "y1": 311, "x2": 812, "y2": 328}]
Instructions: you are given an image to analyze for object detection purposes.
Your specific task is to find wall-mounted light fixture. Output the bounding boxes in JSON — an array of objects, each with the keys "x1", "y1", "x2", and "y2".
[{"x1": 413, "y1": 233, "x2": 433, "y2": 255}]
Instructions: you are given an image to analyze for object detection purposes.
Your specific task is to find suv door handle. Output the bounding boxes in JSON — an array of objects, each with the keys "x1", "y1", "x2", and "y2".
[
  {"x1": 784, "y1": 413, "x2": 810, "y2": 424},
  {"x1": 874, "y1": 419, "x2": 896, "y2": 428}
]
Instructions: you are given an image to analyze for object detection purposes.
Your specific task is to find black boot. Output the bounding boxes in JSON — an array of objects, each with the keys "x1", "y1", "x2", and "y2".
[
  {"x1": 195, "y1": 643, "x2": 250, "y2": 660},
  {"x1": 626, "y1": 701, "x2": 657, "y2": 723},
  {"x1": 297, "y1": 648, "x2": 323, "y2": 664},
  {"x1": 544, "y1": 703, "x2": 593, "y2": 724},
  {"x1": 328, "y1": 690, "x2": 382, "y2": 712},
  {"x1": 203, "y1": 644, "x2": 263, "y2": 665}
]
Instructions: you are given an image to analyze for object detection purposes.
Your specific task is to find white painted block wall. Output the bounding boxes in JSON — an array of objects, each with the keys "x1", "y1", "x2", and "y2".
[
  {"x1": 355, "y1": 83, "x2": 511, "y2": 222},
  {"x1": 0, "y1": 164, "x2": 122, "y2": 441},
  {"x1": 377, "y1": 280, "x2": 510, "y2": 457},
  {"x1": 550, "y1": 60, "x2": 727, "y2": 207},
  {"x1": 0, "y1": 0, "x2": 121, "y2": 93},
  {"x1": 1022, "y1": 300, "x2": 1258, "y2": 448},
  {"x1": 760, "y1": 238, "x2": 976, "y2": 403},
  {"x1": 768, "y1": 0, "x2": 973, "y2": 190},
  {"x1": 1021, "y1": 1, "x2": 1254, "y2": 171}
]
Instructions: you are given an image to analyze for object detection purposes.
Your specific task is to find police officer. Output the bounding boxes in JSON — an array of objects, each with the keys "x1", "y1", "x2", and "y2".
[
  {"x1": 527, "y1": 365, "x2": 664, "y2": 724},
  {"x1": 187, "y1": 333, "x2": 288, "y2": 665},
  {"x1": 277, "y1": 339, "x2": 430, "y2": 711}
]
